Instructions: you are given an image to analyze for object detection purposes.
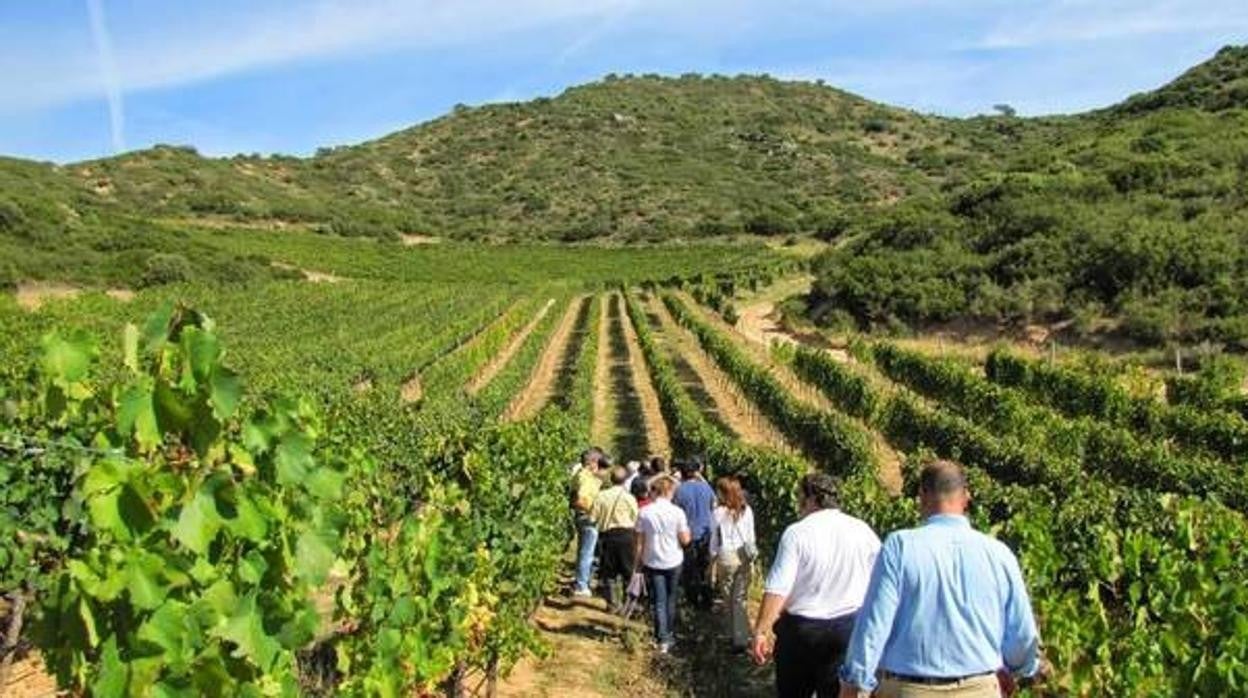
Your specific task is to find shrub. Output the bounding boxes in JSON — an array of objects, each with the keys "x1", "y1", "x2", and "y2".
[{"x1": 141, "y1": 253, "x2": 192, "y2": 287}]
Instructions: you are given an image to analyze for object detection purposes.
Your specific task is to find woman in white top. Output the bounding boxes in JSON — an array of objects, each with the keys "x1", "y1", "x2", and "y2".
[
  {"x1": 634, "y1": 475, "x2": 691, "y2": 653},
  {"x1": 710, "y1": 475, "x2": 757, "y2": 651}
]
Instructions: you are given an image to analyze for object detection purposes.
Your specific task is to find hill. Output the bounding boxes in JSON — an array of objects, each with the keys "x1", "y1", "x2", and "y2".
[
  {"x1": 5, "y1": 74, "x2": 1007, "y2": 246},
  {"x1": 808, "y1": 45, "x2": 1248, "y2": 348},
  {"x1": 3, "y1": 45, "x2": 1247, "y2": 348}
]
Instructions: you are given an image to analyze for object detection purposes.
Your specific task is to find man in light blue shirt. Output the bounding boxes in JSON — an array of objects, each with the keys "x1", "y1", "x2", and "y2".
[{"x1": 839, "y1": 460, "x2": 1043, "y2": 698}]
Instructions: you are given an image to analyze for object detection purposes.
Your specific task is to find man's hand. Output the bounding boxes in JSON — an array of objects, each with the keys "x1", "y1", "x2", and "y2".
[
  {"x1": 997, "y1": 669, "x2": 1018, "y2": 697},
  {"x1": 749, "y1": 633, "x2": 772, "y2": 666}
]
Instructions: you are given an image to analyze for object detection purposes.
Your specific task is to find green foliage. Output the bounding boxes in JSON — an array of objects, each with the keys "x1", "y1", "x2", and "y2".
[{"x1": 787, "y1": 339, "x2": 1248, "y2": 694}]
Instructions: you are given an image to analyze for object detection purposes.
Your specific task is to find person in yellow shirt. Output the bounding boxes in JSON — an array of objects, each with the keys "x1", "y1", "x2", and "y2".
[
  {"x1": 591, "y1": 465, "x2": 640, "y2": 609},
  {"x1": 570, "y1": 448, "x2": 607, "y2": 597}
]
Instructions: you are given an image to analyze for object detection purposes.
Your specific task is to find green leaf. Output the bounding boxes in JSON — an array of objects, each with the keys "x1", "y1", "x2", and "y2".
[
  {"x1": 142, "y1": 302, "x2": 175, "y2": 354},
  {"x1": 154, "y1": 380, "x2": 193, "y2": 434},
  {"x1": 303, "y1": 467, "x2": 344, "y2": 501},
  {"x1": 294, "y1": 529, "x2": 336, "y2": 585},
  {"x1": 213, "y1": 593, "x2": 281, "y2": 672},
  {"x1": 137, "y1": 599, "x2": 189, "y2": 657},
  {"x1": 123, "y1": 323, "x2": 140, "y2": 373},
  {"x1": 79, "y1": 597, "x2": 100, "y2": 648},
  {"x1": 41, "y1": 330, "x2": 95, "y2": 384},
  {"x1": 117, "y1": 383, "x2": 161, "y2": 451},
  {"x1": 275, "y1": 433, "x2": 313, "y2": 485},
  {"x1": 172, "y1": 489, "x2": 222, "y2": 555},
  {"x1": 238, "y1": 550, "x2": 269, "y2": 586},
  {"x1": 209, "y1": 367, "x2": 242, "y2": 420},
  {"x1": 127, "y1": 554, "x2": 168, "y2": 610},
  {"x1": 227, "y1": 494, "x2": 269, "y2": 543},
  {"x1": 92, "y1": 635, "x2": 129, "y2": 698},
  {"x1": 183, "y1": 327, "x2": 221, "y2": 383}
]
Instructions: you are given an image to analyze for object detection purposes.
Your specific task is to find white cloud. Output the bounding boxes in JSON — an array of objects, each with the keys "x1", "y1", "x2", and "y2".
[
  {"x1": 0, "y1": 0, "x2": 656, "y2": 112},
  {"x1": 85, "y1": 0, "x2": 124, "y2": 152},
  {"x1": 976, "y1": 0, "x2": 1248, "y2": 49}
]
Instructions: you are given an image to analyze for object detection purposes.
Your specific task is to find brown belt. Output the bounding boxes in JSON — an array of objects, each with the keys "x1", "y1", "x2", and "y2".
[{"x1": 881, "y1": 670, "x2": 995, "y2": 686}]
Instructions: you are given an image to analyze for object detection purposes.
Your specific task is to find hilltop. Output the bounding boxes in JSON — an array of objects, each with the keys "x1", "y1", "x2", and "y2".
[
  {"x1": 3, "y1": 45, "x2": 1247, "y2": 347},
  {"x1": 7, "y1": 73, "x2": 1008, "y2": 246}
]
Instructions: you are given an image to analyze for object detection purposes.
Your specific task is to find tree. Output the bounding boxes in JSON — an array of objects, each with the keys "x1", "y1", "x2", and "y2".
[{"x1": 993, "y1": 104, "x2": 1017, "y2": 118}]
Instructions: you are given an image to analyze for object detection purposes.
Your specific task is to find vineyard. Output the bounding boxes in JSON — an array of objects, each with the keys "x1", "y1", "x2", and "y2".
[{"x1": 2, "y1": 235, "x2": 1247, "y2": 696}]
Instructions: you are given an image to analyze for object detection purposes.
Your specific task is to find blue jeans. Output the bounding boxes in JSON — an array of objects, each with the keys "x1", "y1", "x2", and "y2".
[
  {"x1": 574, "y1": 519, "x2": 598, "y2": 593},
  {"x1": 645, "y1": 565, "x2": 682, "y2": 644}
]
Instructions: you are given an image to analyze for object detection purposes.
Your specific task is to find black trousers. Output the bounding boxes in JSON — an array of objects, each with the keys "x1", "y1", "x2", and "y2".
[
  {"x1": 773, "y1": 611, "x2": 857, "y2": 698},
  {"x1": 599, "y1": 528, "x2": 635, "y2": 604},
  {"x1": 681, "y1": 534, "x2": 713, "y2": 610}
]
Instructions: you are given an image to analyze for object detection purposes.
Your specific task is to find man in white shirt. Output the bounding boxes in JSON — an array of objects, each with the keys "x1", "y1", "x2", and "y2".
[
  {"x1": 750, "y1": 472, "x2": 881, "y2": 697},
  {"x1": 634, "y1": 475, "x2": 692, "y2": 653}
]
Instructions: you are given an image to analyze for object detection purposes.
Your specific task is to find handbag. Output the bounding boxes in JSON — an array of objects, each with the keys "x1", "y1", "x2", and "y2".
[{"x1": 731, "y1": 511, "x2": 758, "y2": 563}]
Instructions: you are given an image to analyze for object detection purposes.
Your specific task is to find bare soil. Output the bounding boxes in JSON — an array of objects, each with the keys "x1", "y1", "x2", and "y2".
[
  {"x1": 105, "y1": 289, "x2": 135, "y2": 302},
  {"x1": 497, "y1": 588, "x2": 669, "y2": 698},
  {"x1": 504, "y1": 296, "x2": 587, "y2": 422},
  {"x1": 643, "y1": 295, "x2": 795, "y2": 454},
  {"x1": 467, "y1": 298, "x2": 556, "y2": 396},
  {"x1": 399, "y1": 234, "x2": 441, "y2": 246},
  {"x1": 270, "y1": 261, "x2": 344, "y2": 284},
  {"x1": 618, "y1": 296, "x2": 672, "y2": 459},
  {"x1": 2, "y1": 651, "x2": 59, "y2": 698},
  {"x1": 592, "y1": 295, "x2": 614, "y2": 449},
  {"x1": 14, "y1": 282, "x2": 80, "y2": 311},
  {"x1": 400, "y1": 374, "x2": 423, "y2": 403}
]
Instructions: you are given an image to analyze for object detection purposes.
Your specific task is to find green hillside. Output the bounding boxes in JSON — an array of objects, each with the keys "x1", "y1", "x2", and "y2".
[
  {"x1": 3, "y1": 45, "x2": 1247, "y2": 348},
  {"x1": 809, "y1": 45, "x2": 1248, "y2": 348}
]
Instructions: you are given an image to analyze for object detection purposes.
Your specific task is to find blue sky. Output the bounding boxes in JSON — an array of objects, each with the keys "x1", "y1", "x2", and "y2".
[{"x1": 2, "y1": 0, "x2": 1245, "y2": 163}]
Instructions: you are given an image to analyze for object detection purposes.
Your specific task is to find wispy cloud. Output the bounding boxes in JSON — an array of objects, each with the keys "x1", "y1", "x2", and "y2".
[
  {"x1": 976, "y1": 0, "x2": 1248, "y2": 49},
  {"x1": 1, "y1": 0, "x2": 664, "y2": 112},
  {"x1": 85, "y1": 0, "x2": 124, "y2": 152}
]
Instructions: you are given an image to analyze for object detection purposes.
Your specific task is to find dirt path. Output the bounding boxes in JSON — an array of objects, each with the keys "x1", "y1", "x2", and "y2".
[
  {"x1": 498, "y1": 583, "x2": 669, "y2": 698},
  {"x1": 619, "y1": 295, "x2": 672, "y2": 459},
  {"x1": 2, "y1": 652, "x2": 58, "y2": 698},
  {"x1": 467, "y1": 298, "x2": 556, "y2": 396},
  {"x1": 672, "y1": 291, "x2": 904, "y2": 494},
  {"x1": 592, "y1": 295, "x2": 614, "y2": 450},
  {"x1": 672, "y1": 291, "x2": 834, "y2": 414},
  {"x1": 642, "y1": 294, "x2": 795, "y2": 454},
  {"x1": 497, "y1": 565, "x2": 770, "y2": 698},
  {"x1": 14, "y1": 282, "x2": 80, "y2": 311},
  {"x1": 503, "y1": 297, "x2": 587, "y2": 421},
  {"x1": 598, "y1": 294, "x2": 655, "y2": 462}
]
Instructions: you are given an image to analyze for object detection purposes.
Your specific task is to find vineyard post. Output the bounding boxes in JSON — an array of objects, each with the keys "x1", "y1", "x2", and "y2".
[
  {"x1": 1175, "y1": 346, "x2": 1183, "y2": 375},
  {"x1": 1049, "y1": 340, "x2": 1056, "y2": 367}
]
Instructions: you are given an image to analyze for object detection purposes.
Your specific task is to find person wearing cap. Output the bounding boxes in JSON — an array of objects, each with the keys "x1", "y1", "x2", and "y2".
[
  {"x1": 838, "y1": 460, "x2": 1043, "y2": 698},
  {"x1": 570, "y1": 447, "x2": 607, "y2": 597},
  {"x1": 591, "y1": 465, "x2": 640, "y2": 611},
  {"x1": 751, "y1": 472, "x2": 881, "y2": 698},
  {"x1": 672, "y1": 458, "x2": 717, "y2": 610}
]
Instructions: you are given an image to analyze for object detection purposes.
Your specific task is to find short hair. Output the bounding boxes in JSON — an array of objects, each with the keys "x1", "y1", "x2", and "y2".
[
  {"x1": 651, "y1": 475, "x2": 678, "y2": 498},
  {"x1": 630, "y1": 477, "x2": 650, "y2": 499},
  {"x1": 649, "y1": 456, "x2": 667, "y2": 473},
  {"x1": 581, "y1": 447, "x2": 609, "y2": 468},
  {"x1": 610, "y1": 465, "x2": 629, "y2": 486},
  {"x1": 800, "y1": 472, "x2": 840, "y2": 510},
  {"x1": 678, "y1": 457, "x2": 703, "y2": 477},
  {"x1": 919, "y1": 460, "x2": 967, "y2": 499}
]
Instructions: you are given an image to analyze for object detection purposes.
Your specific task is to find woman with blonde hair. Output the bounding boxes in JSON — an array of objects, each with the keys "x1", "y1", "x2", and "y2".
[{"x1": 711, "y1": 475, "x2": 757, "y2": 652}]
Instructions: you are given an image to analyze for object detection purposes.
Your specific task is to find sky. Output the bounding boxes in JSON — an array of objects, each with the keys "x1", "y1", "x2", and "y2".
[{"x1": 2, "y1": 0, "x2": 1245, "y2": 163}]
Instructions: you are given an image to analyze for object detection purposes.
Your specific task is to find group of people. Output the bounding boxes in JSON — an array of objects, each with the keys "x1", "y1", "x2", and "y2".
[
  {"x1": 570, "y1": 449, "x2": 757, "y2": 654},
  {"x1": 570, "y1": 449, "x2": 1046, "y2": 697}
]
